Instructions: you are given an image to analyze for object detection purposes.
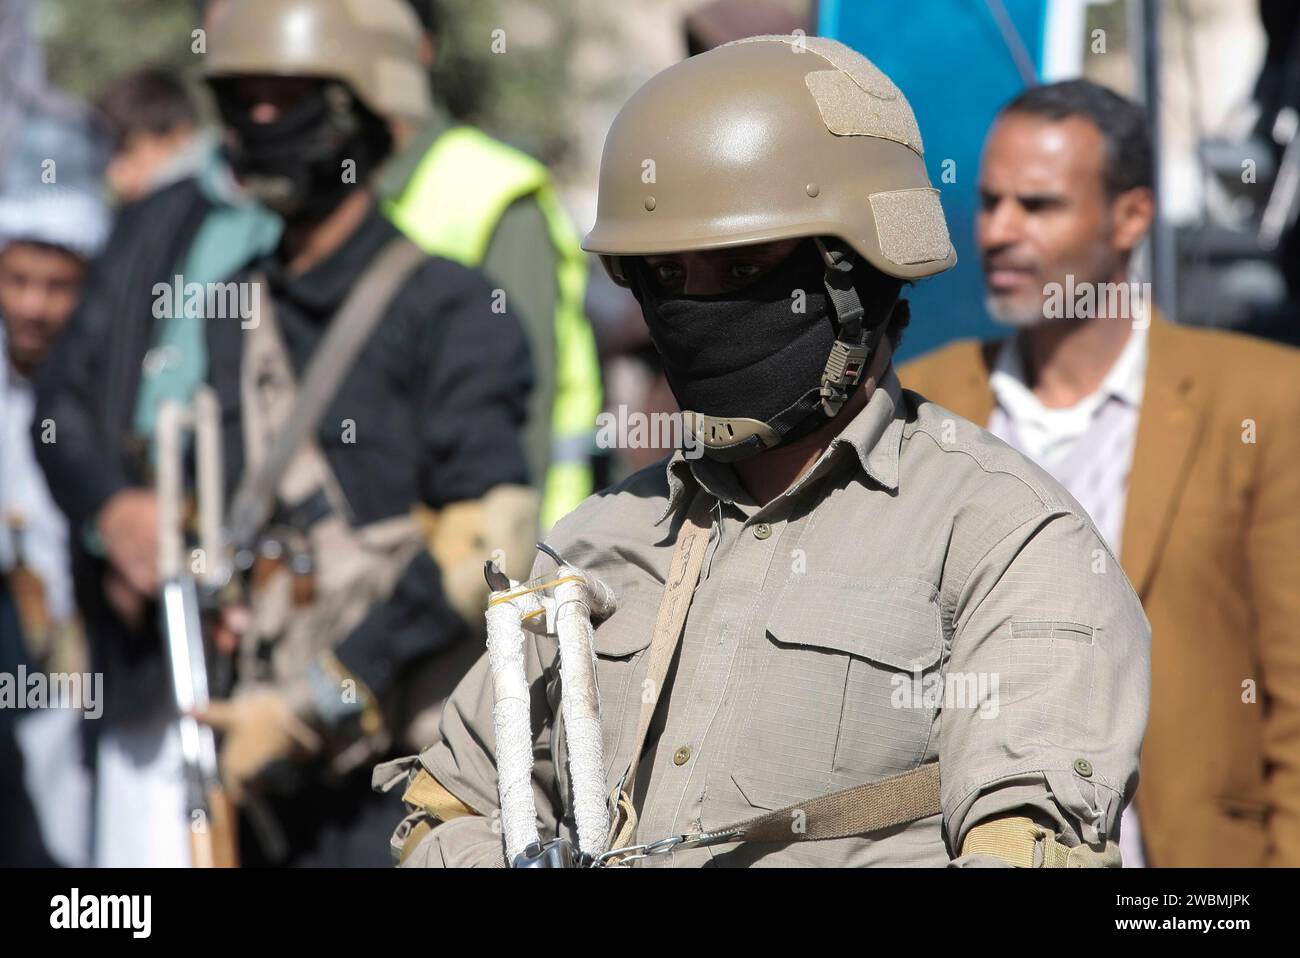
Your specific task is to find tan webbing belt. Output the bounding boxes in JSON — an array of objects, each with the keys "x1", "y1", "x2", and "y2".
[
  {"x1": 697, "y1": 762, "x2": 941, "y2": 846},
  {"x1": 603, "y1": 487, "x2": 942, "y2": 864}
]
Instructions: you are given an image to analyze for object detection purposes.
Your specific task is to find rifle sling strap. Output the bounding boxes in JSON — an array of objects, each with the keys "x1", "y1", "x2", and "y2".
[
  {"x1": 228, "y1": 236, "x2": 427, "y2": 550},
  {"x1": 688, "y1": 761, "x2": 941, "y2": 847}
]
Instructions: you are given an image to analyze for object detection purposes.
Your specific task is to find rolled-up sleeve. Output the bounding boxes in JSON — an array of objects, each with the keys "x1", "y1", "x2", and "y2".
[{"x1": 940, "y1": 507, "x2": 1151, "y2": 863}]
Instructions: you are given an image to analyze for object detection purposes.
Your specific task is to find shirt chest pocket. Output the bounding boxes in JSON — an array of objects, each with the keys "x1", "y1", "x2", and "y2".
[{"x1": 731, "y1": 575, "x2": 944, "y2": 812}]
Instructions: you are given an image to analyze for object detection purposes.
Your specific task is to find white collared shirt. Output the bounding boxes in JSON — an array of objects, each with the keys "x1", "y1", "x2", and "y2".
[
  {"x1": 988, "y1": 324, "x2": 1147, "y2": 554},
  {"x1": 989, "y1": 323, "x2": 1147, "y2": 458}
]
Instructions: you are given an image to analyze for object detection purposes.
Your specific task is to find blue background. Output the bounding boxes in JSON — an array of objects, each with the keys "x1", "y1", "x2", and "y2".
[{"x1": 818, "y1": 0, "x2": 1048, "y2": 360}]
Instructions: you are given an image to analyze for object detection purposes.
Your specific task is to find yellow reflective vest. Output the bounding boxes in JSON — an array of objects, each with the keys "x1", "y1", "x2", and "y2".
[{"x1": 385, "y1": 126, "x2": 601, "y2": 530}]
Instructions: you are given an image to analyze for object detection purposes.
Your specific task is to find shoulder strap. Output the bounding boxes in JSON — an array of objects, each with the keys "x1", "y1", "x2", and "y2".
[
  {"x1": 228, "y1": 236, "x2": 427, "y2": 550},
  {"x1": 606, "y1": 489, "x2": 714, "y2": 851},
  {"x1": 688, "y1": 761, "x2": 941, "y2": 848}
]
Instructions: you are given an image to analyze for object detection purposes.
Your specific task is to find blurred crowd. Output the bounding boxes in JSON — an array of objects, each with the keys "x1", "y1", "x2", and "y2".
[
  {"x1": 0, "y1": 0, "x2": 812, "y2": 870},
  {"x1": 1, "y1": 0, "x2": 1298, "y2": 869}
]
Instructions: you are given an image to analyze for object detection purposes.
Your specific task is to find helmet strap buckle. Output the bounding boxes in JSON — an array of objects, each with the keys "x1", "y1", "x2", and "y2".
[
  {"x1": 817, "y1": 239, "x2": 874, "y2": 417},
  {"x1": 819, "y1": 339, "x2": 872, "y2": 417}
]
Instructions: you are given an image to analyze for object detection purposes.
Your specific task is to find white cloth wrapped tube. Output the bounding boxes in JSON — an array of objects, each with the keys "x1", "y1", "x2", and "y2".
[
  {"x1": 553, "y1": 567, "x2": 612, "y2": 857},
  {"x1": 485, "y1": 564, "x2": 617, "y2": 864},
  {"x1": 484, "y1": 587, "x2": 543, "y2": 862}
]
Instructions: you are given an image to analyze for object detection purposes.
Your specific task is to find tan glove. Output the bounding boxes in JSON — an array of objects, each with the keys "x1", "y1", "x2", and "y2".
[{"x1": 195, "y1": 688, "x2": 323, "y2": 803}]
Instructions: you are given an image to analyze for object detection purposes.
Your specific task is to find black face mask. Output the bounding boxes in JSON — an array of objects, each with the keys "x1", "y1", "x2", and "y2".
[
  {"x1": 628, "y1": 240, "x2": 898, "y2": 461},
  {"x1": 213, "y1": 82, "x2": 392, "y2": 222}
]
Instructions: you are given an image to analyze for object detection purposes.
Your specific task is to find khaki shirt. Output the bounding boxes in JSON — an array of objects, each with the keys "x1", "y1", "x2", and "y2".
[{"x1": 401, "y1": 368, "x2": 1151, "y2": 866}]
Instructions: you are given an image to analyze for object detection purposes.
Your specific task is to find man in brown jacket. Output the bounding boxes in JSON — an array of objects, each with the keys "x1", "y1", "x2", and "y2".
[{"x1": 902, "y1": 79, "x2": 1300, "y2": 867}]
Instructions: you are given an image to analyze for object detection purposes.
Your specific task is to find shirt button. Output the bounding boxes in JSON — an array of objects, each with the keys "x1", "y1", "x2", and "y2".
[
  {"x1": 1073, "y1": 758, "x2": 1094, "y2": 778},
  {"x1": 752, "y1": 523, "x2": 772, "y2": 540},
  {"x1": 673, "y1": 746, "x2": 692, "y2": 766}
]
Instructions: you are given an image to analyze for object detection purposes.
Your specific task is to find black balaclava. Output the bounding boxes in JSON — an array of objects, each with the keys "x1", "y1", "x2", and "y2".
[
  {"x1": 627, "y1": 238, "x2": 902, "y2": 461},
  {"x1": 211, "y1": 80, "x2": 392, "y2": 223}
]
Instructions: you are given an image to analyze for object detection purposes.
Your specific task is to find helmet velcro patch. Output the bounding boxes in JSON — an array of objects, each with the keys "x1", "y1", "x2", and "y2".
[
  {"x1": 869, "y1": 188, "x2": 952, "y2": 266},
  {"x1": 805, "y1": 70, "x2": 923, "y2": 154},
  {"x1": 728, "y1": 35, "x2": 924, "y2": 156}
]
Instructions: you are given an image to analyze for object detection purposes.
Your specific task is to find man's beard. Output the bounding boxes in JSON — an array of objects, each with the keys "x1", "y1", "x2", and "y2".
[{"x1": 985, "y1": 291, "x2": 1051, "y2": 328}]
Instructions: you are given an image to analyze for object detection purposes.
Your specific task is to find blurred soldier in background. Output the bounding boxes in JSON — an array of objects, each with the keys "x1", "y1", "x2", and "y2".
[
  {"x1": 35, "y1": 0, "x2": 535, "y2": 866},
  {"x1": 0, "y1": 107, "x2": 110, "y2": 866},
  {"x1": 380, "y1": 0, "x2": 602, "y2": 532},
  {"x1": 194, "y1": 0, "x2": 534, "y2": 867},
  {"x1": 902, "y1": 80, "x2": 1300, "y2": 866}
]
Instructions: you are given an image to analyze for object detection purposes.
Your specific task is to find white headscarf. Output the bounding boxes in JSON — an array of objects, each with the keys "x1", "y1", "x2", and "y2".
[{"x1": 0, "y1": 105, "x2": 112, "y2": 261}]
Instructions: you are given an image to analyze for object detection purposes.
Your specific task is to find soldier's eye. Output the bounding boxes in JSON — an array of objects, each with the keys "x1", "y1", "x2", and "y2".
[{"x1": 652, "y1": 264, "x2": 683, "y2": 285}]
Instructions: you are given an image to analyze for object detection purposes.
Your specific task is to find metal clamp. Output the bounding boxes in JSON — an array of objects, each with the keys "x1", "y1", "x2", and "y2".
[
  {"x1": 595, "y1": 834, "x2": 688, "y2": 867},
  {"x1": 593, "y1": 826, "x2": 747, "y2": 866}
]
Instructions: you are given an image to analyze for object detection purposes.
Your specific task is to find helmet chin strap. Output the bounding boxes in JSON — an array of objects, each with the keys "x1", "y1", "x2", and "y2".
[
  {"x1": 815, "y1": 238, "x2": 892, "y2": 418},
  {"x1": 684, "y1": 239, "x2": 899, "y2": 462}
]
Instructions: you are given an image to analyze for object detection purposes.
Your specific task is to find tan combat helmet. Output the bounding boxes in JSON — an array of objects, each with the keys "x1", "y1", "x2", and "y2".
[
  {"x1": 583, "y1": 35, "x2": 956, "y2": 285},
  {"x1": 203, "y1": 0, "x2": 432, "y2": 126}
]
